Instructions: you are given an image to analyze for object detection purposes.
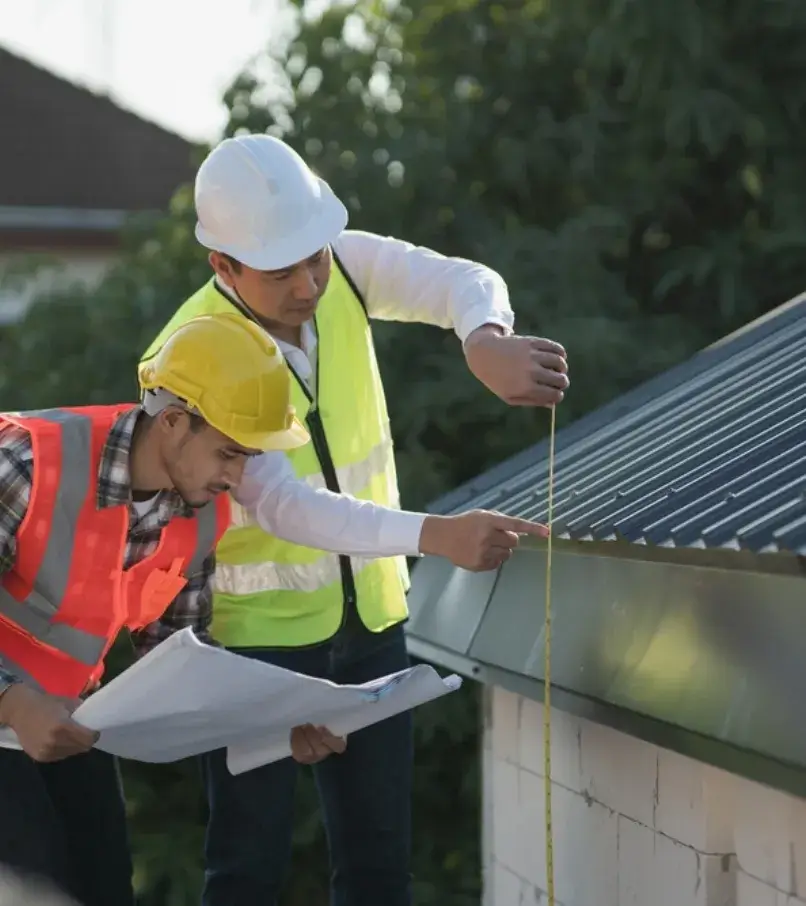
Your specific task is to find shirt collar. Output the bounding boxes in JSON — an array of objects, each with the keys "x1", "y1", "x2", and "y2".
[
  {"x1": 96, "y1": 407, "x2": 194, "y2": 519},
  {"x1": 212, "y1": 276, "x2": 316, "y2": 358}
]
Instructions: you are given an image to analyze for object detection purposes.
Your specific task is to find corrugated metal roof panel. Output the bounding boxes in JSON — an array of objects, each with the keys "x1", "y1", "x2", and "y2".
[{"x1": 432, "y1": 293, "x2": 806, "y2": 556}]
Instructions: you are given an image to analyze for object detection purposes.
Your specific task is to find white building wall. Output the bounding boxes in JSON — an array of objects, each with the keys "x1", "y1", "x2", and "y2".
[{"x1": 484, "y1": 686, "x2": 806, "y2": 906}]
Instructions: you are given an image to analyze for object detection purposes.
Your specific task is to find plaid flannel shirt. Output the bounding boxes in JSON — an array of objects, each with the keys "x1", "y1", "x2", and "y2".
[{"x1": 0, "y1": 407, "x2": 217, "y2": 690}]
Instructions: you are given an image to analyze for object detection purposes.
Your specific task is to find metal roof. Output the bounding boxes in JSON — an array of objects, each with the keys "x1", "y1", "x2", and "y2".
[
  {"x1": 429, "y1": 292, "x2": 806, "y2": 557},
  {"x1": 404, "y1": 295, "x2": 806, "y2": 798}
]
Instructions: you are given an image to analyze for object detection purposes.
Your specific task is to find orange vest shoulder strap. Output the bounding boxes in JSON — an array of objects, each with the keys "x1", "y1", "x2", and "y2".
[
  {"x1": 157, "y1": 493, "x2": 232, "y2": 581},
  {"x1": 214, "y1": 493, "x2": 232, "y2": 545},
  {"x1": 0, "y1": 405, "x2": 136, "y2": 582}
]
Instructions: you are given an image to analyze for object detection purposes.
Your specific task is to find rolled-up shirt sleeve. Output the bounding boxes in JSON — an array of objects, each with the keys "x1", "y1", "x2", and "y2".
[
  {"x1": 233, "y1": 452, "x2": 425, "y2": 558},
  {"x1": 333, "y1": 230, "x2": 515, "y2": 344}
]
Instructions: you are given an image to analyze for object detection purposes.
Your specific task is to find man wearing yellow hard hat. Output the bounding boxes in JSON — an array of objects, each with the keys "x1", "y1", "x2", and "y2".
[
  {"x1": 0, "y1": 313, "x2": 334, "y2": 906},
  {"x1": 141, "y1": 133, "x2": 569, "y2": 906}
]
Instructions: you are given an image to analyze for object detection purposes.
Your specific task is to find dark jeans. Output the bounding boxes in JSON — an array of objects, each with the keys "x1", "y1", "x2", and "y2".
[
  {"x1": 0, "y1": 746, "x2": 134, "y2": 906},
  {"x1": 200, "y1": 621, "x2": 413, "y2": 906}
]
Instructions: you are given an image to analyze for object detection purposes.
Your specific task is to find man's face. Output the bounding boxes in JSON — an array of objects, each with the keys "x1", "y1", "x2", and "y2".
[
  {"x1": 160, "y1": 412, "x2": 260, "y2": 508},
  {"x1": 211, "y1": 247, "x2": 333, "y2": 328}
]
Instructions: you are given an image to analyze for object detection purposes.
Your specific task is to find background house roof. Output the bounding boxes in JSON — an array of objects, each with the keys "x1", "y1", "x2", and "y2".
[
  {"x1": 429, "y1": 292, "x2": 806, "y2": 557},
  {"x1": 0, "y1": 47, "x2": 198, "y2": 214}
]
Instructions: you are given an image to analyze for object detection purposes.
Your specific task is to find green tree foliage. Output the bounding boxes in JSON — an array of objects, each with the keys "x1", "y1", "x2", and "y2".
[{"x1": 2, "y1": 0, "x2": 806, "y2": 902}]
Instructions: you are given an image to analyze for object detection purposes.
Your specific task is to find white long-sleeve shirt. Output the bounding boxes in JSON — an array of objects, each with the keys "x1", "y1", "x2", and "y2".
[{"x1": 226, "y1": 229, "x2": 515, "y2": 557}]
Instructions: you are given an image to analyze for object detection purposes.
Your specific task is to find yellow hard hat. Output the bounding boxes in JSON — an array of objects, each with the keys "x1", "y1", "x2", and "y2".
[{"x1": 138, "y1": 312, "x2": 310, "y2": 451}]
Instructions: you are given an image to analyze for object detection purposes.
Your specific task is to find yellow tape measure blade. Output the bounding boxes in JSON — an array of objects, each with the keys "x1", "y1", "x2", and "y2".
[{"x1": 544, "y1": 404, "x2": 556, "y2": 906}]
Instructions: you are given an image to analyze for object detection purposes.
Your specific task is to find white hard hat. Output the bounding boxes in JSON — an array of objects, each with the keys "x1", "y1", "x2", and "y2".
[{"x1": 194, "y1": 134, "x2": 349, "y2": 271}]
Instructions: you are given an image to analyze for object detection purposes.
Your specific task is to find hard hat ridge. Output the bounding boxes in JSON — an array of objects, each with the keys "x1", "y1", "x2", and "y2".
[
  {"x1": 194, "y1": 134, "x2": 348, "y2": 271},
  {"x1": 138, "y1": 312, "x2": 310, "y2": 452}
]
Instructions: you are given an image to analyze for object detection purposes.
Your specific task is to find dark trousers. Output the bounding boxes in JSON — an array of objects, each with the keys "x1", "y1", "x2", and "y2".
[
  {"x1": 200, "y1": 621, "x2": 413, "y2": 906},
  {"x1": 0, "y1": 746, "x2": 134, "y2": 906}
]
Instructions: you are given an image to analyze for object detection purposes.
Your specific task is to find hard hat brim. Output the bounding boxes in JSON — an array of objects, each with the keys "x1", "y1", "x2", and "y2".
[
  {"x1": 228, "y1": 414, "x2": 311, "y2": 452},
  {"x1": 195, "y1": 178, "x2": 349, "y2": 273}
]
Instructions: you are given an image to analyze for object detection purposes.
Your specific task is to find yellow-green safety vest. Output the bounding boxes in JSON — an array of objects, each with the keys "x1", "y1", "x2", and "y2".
[{"x1": 139, "y1": 256, "x2": 410, "y2": 648}]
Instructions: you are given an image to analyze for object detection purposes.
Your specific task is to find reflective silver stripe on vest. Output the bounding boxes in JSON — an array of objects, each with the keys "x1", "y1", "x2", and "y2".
[
  {"x1": 305, "y1": 436, "x2": 393, "y2": 494},
  {"x1": 214, "y1": 553, "x2": 378, "y2": 596},
  {"x1": 228, "y1": 436, "x2": 395, "y2": 532},
  {"x1": 186, "y1": 500, "x2": 220, "y2": 576},
  {"x1": 0, "y1": 589, "x2": 106, "y2": 665},
  {"x1": 0, "y1": 410, "x2": 106, "y2": 665},
  {"x1": 0, "y1": 409, "x2": 218, "y2": 667}
]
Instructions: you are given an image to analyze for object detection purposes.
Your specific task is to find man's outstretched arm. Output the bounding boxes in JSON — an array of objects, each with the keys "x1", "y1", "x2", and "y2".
[{"x1": 235, "y1": 451, "x2": 548, "y2": 573}]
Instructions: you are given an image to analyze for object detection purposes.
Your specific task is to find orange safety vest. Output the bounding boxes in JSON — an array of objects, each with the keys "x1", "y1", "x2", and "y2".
[{"x1": 0, "y1": 405, "x2": 231, "y2": 698}]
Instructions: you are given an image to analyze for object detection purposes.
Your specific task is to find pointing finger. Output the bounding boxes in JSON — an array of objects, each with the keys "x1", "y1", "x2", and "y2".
[{"x1": 494, "y1": 516, "x2": 550, "y2": 538}]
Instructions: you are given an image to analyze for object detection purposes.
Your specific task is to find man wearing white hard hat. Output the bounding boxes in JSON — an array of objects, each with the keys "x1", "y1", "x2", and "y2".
[{"x1": 141, "y1": 133, "x2": 569, "y2": 906}]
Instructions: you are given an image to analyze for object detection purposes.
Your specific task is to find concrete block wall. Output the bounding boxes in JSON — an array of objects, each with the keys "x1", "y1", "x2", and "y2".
[{"x1": 483, "y1": 685, "x2": 806, "y2": 906}]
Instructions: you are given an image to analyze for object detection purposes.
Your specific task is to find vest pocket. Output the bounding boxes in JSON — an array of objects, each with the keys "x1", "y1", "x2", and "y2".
[{"x1": 129, "y1": 558, "x2": 189, "y2": 630}]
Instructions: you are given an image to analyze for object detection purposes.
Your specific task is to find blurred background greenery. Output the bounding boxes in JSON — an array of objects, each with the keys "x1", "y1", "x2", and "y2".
[{"x1": 2, "y1": 0, "x2": 806, "y2": 901}]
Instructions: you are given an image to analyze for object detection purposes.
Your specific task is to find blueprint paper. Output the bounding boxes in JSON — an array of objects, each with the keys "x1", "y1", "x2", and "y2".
[
  {"x1": 0, "y1": 629, "x2": 461, "y2": 769},
  {"x1": 226, "y1": 662, "x2": 462, "y2": 774}
]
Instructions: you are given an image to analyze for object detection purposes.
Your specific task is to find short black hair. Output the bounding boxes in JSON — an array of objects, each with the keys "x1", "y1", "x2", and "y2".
[
  {"x1": 186, "y1": 412, "x2": 207, "y2": 433},
  {"x1": 221, "y1": 253, "x2": 243, "y2": 274}
]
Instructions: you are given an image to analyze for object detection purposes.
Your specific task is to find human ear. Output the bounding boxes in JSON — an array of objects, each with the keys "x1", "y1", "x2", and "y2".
[
  {"x1": 156, "y1": 406, "x2": 188, "y2": 434},
  {"x1": 209, "y1": 252, "x2": 235, "y2": 286}
]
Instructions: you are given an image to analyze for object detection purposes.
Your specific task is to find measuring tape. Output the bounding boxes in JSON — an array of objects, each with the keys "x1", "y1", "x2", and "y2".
[{"x1": 544, "y1": 404, "x2": 557, "y2": 906}]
